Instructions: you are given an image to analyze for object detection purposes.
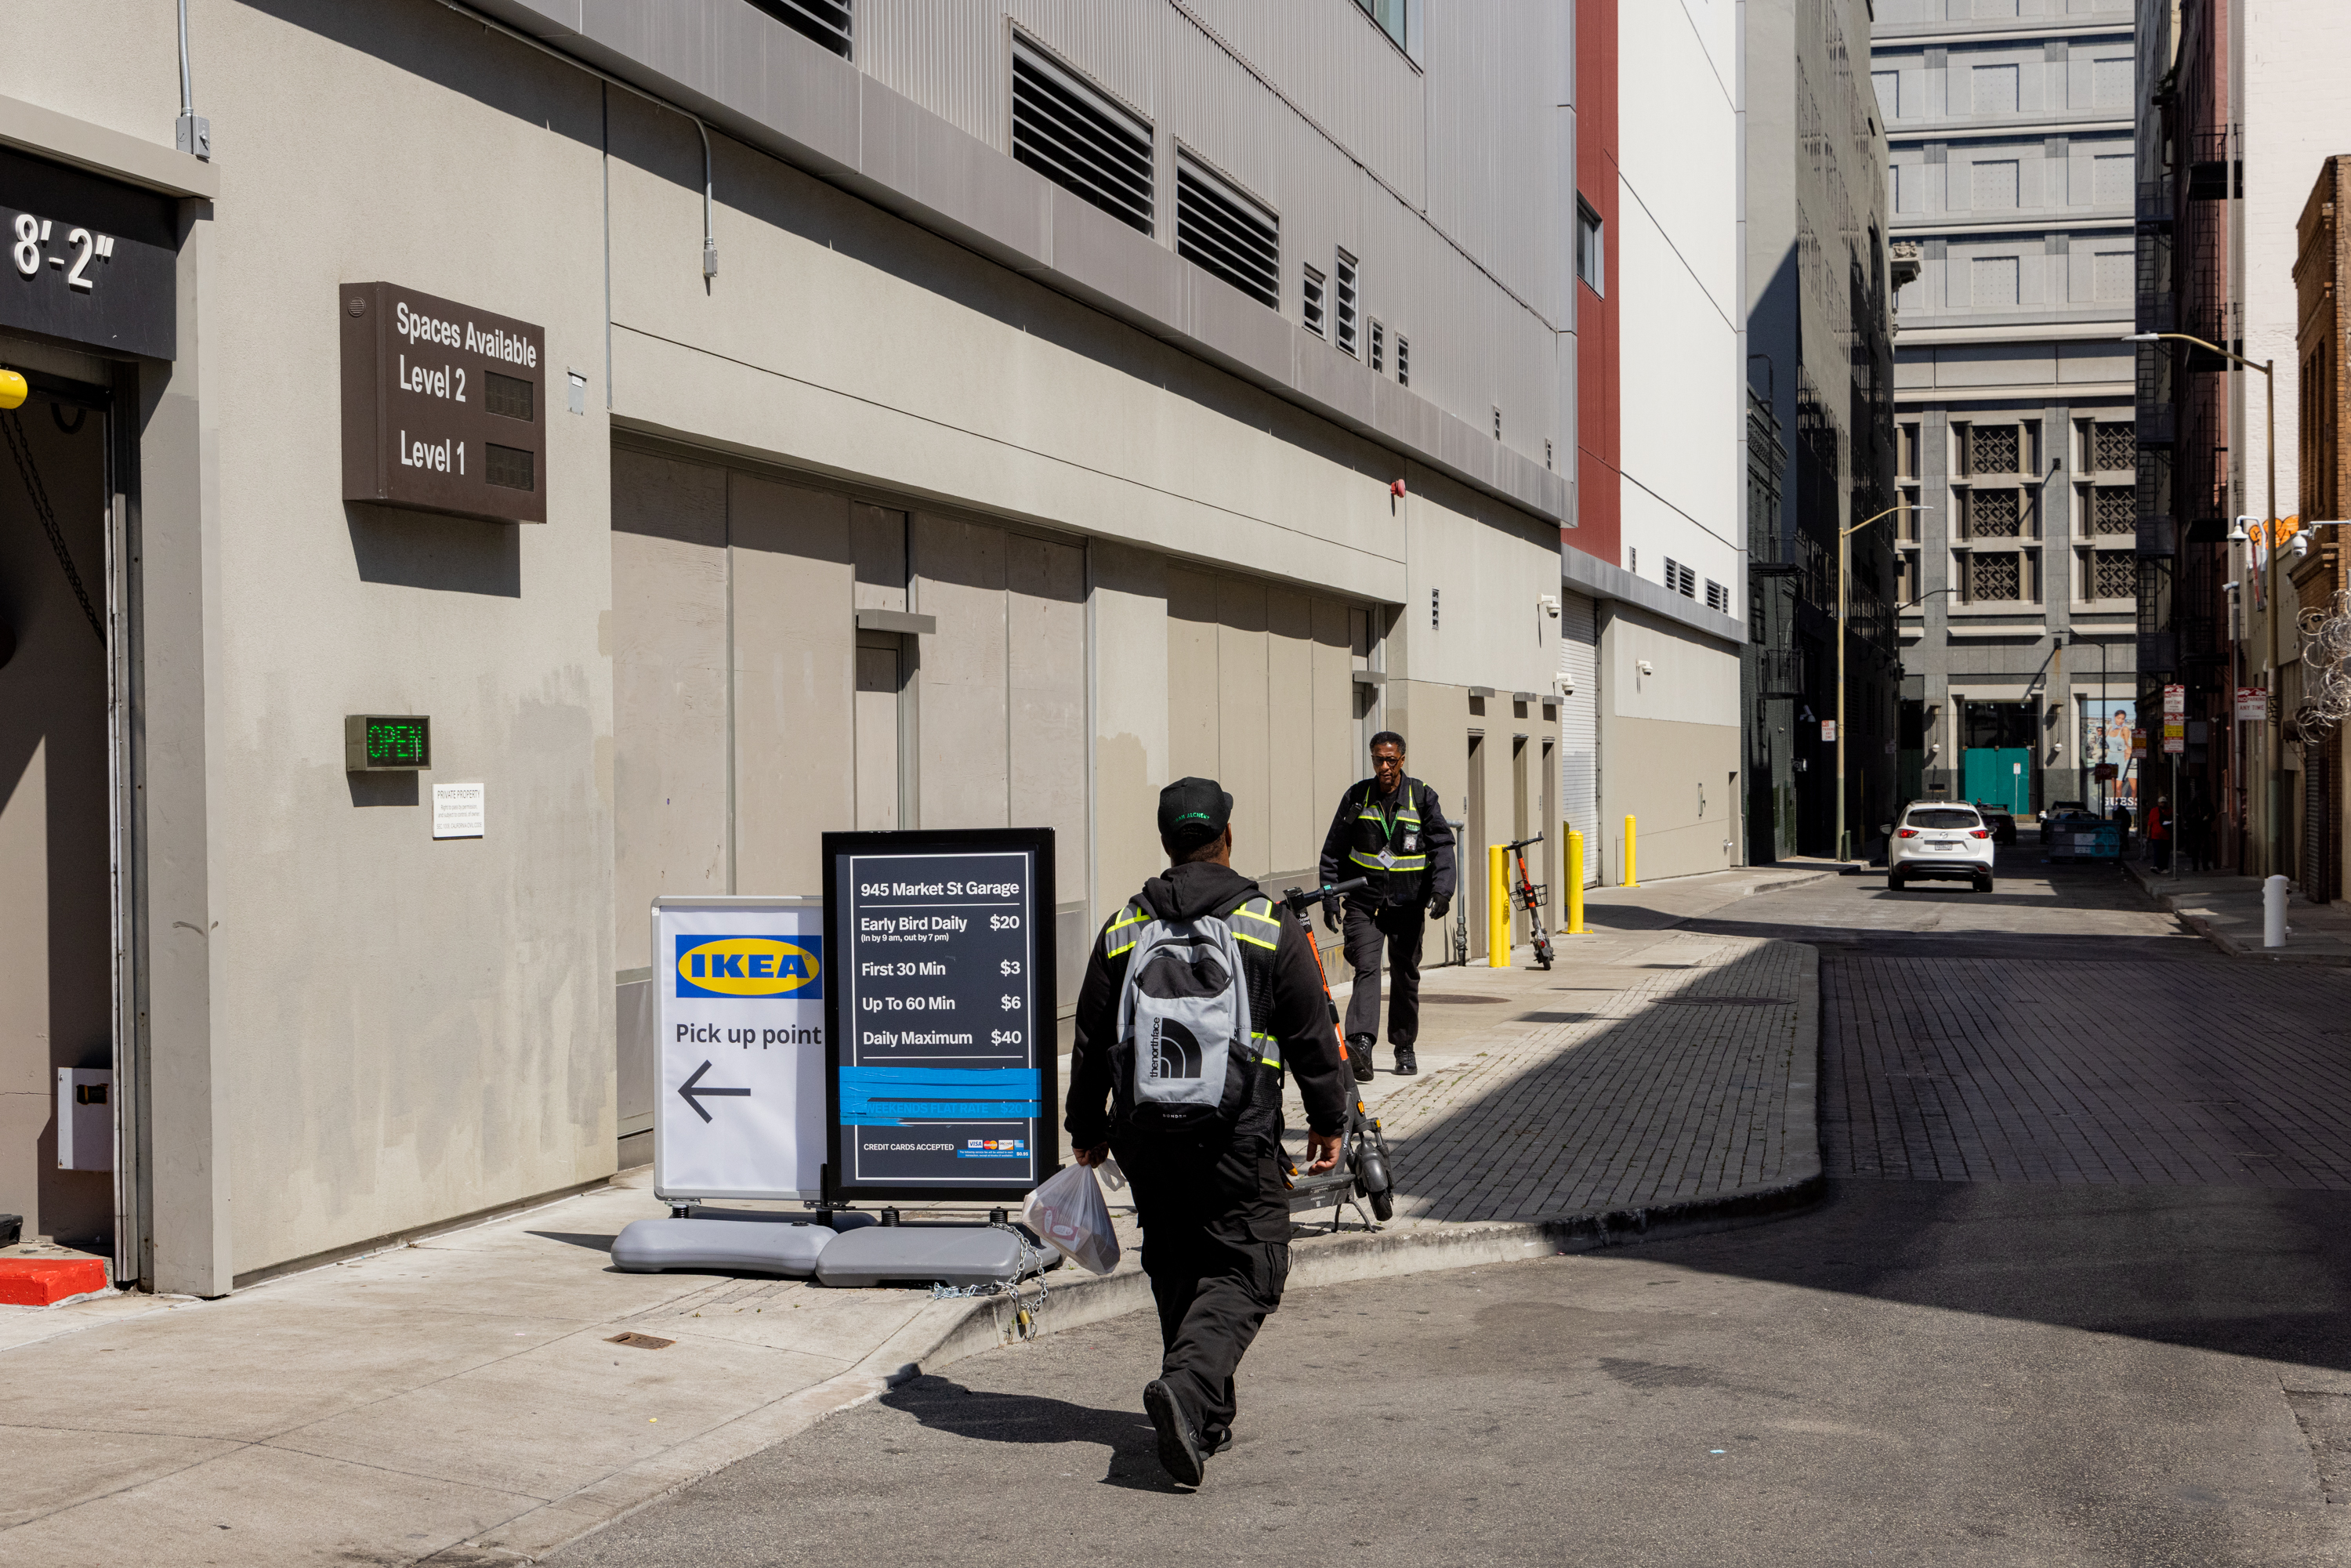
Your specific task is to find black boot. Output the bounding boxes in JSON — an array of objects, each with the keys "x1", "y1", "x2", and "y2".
[
  {"x1": 1144, "y1": 1379, "x2": 1205, "y2": 1486},
  {"x1": 1348, "y1": 1034, "x2": 1375, "y2": 1083},
  {"x1": 1392, "y1": 1046, "x2": 1418, "y2": 1076}
]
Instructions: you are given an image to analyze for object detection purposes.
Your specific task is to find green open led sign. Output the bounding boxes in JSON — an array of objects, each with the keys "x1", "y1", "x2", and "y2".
[{"x1": 344, "y1": 715, "x2": 431, "y2": 772}]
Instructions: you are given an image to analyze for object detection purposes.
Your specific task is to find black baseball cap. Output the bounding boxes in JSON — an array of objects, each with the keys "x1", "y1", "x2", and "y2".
[{"x1": 1157, "y1": 777, "x2": 1233, "y2": 852}]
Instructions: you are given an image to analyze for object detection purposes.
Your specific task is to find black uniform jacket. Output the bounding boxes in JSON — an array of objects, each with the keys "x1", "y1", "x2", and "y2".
[
  {"x1": 1317, "y1": 777, "x2": 1457, "y2": 909},
  {"x1": 1066, "y1": 861, "x2": 1349, "y2": 1150}
]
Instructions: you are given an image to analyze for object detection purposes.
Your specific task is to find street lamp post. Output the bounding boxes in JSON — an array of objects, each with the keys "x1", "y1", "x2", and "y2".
[
  {"x1": 2124, "y1": 331, "x2": 2277, "y2": 874},
  {"x1": 1838, "y1": 500, "x2": 1910, "y2": 862}
]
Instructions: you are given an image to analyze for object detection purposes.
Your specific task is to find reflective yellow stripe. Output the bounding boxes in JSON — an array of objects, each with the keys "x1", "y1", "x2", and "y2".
[
  {"x1": 1349, "y1": 849, "x2": 1427, "y2": 870},
  {"x1": 1233, "y1": 900, "x2": 1281, "y2": 950},
  {"x1": 1104, "y1": 903, "x2": 1147, "y2": 957}
]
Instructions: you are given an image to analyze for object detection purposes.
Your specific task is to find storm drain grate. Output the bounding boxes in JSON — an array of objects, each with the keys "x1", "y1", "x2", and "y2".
[
  {"x1": 606, "y1": 1332, "x2": 675, "y2": 1350},
  {"x1": 1652, "y1": 996, "x2": 1792, "y2": 1006},
  {"x1": 1418, "y1": 994, "x2": 1512, "y2": 1005}
]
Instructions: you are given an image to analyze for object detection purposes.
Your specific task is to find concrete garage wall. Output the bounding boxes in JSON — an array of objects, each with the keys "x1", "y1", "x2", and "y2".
[
  {"x1": 1599, "y1": 606, "x2": 1742, "y2": 884},
  {"x1": 125, "y1": 5, "x2": 621, "y2": 1280}
]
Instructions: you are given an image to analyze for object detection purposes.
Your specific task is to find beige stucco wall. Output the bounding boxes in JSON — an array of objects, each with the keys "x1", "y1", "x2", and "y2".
[{"x1": 1597, "y1": 605, "x2": 1743, "y2": 885}]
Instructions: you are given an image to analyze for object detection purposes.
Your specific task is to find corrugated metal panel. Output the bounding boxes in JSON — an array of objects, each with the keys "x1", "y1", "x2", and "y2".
[
  {"x1": 1180, "y1": 0, "x2": 1427, "y2": 208},
  {"x1": 853, "y1": 0, "x2": 1563, "y2": 477},
  {"x1": 1560, "y1": 588, "x2": 1600, "y2": 883}
]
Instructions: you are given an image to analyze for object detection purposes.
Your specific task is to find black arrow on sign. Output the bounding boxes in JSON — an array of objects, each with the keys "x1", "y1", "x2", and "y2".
[{"x1": 678, "y1": 1059, "x2": 751, "y2": 1123}]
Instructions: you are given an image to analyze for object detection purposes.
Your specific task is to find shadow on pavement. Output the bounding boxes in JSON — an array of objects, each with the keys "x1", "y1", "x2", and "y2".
[{"x1": 881, "y1": 1375, "x2": 1179, "y2": 1491}]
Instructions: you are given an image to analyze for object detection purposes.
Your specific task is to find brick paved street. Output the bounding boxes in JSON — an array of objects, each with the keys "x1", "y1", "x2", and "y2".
[{"x1": 1342, "y1": 932, "x2": 1810, "y2": 1222}]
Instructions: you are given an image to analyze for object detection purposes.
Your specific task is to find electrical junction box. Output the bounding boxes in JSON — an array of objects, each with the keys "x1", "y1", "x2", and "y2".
[
  {"x1": 346, "y1": 715, "x2": 430, "y2": 771},
  {"x1": 56, "y1": 1068, "x2": 112, "y2": 1171}
]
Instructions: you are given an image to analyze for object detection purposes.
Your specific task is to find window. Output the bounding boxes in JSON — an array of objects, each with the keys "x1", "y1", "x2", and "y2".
[
  {"x1": 1176, "y1": 155, "x2": 1279, "y2": 307},
  {"x1": 1970, "y1": 160, "x2": 2020, "y2": 210},
  {"x1": 1896, "y1": 422, "x2": 1919, "y2": 480},
  {"x1": 1662, "y1": 556, "x2": 1697, "y2": 598},
  {"x1": 2092, "y1": 155, "x2": 2132, "y2": 208},
  {"x1": 1352, "y1": 0, "x2": 1411, "y2": 53},
  {"x1": 1705, "y1": 579, "x2": 1729, "y2": 613},
  {"x1": 1971, "y1": 255, "x2": 2020, "y2": 306},
  {"x1": 1906, "y1": 808, "x2": 1985, "y2": 831},
  {"x1": 1576, "y1": 199, "x2": 1605, "y2": 295},
  {"x1": 1969, "y1": 491, "x2": 2022, "y2": 537},
  {"x1": 1302, "y1": 265, "x2": 1326, "y2": 336},
  {"x1": 1395, "y1": 335, "x2": 1409, "y2": 387},
  {"x1": 1010, "y1": 37, "x2": 1154, "y2": 235},
  {"x1": 1335, "y1": 250, "x2": 1360, "y2": 356},
  {"x1": 2091, "y1": 486, "x2": 2135, "y2": 534},
  {"x1": 1969, "y1": 552, "x2": 2023, "y2": 601},
  {"x1": 1369, "y1": 320, "x2": 1385, "y2": 373},
  {"x1": 1493, "y1": 407, "x2": 1502, "y2": 440},
  {"x1": 2092, "y1": 56, "x2": 2132, "y2": 108},
  {"x1": 2088, "y1": 421, "x2": 2134, "y2": 473},
  {"x1": 750, "y1": 0, "x2": 851, "y2": 58},
  {"x1": 1628, "y1": 546, "x2": 1637, "y2": 574},
  {"x1": 1544, "y1": 438, "x2": 1553, "y2": 469},
  {"x1": 1972, "y1": 63, "x2": 2020, "y2": 116},
  {"x1": 2092, "y1": 248, "x2": 2132, "y2": 301},
  {"x1": 1872, "y1": 71, "x2": 1900, "y2": 120},
  {"x1": 1962, "y1": 418, "x2": 2038, "y2": 476},
  {"x1": 2092, "y1": 550, "x2": 2137, "y2": 600},
  {"x1": 1891, "y1": 162, "x2": 1922, "y2": 215}
]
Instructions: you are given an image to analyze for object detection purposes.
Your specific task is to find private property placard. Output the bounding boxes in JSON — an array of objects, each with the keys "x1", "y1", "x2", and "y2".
[{"x1": 651, "y1": 897, "x2": 827, "y2": 1201}]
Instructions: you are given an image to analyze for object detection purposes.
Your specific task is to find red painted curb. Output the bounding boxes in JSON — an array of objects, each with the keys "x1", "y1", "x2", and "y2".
[{"x1": 0, "y1": 1258, "x2": 110, "y2": 1306}]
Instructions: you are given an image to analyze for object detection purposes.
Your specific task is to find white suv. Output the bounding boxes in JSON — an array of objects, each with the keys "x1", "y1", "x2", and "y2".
[{"x1": 1887, "y1": 802, "x2": 1996, "y2": 893}]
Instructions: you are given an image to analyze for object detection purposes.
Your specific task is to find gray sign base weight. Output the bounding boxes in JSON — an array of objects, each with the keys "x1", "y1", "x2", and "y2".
[{"x1": 812, "y1": 1224, "x2": 1054, "y2": 1289}]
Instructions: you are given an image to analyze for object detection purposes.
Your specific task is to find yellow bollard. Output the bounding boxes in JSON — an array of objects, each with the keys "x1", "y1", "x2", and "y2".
[
  {"x1": 1623, "y1": 815, "x2": 1638, "y2": 887},
  {"x1": 1566, "y1": 827, "x2": 1586, "y2": 935},
  {"x1": 1487, "y1": 843, "x2": 1509, "y2": 967}
]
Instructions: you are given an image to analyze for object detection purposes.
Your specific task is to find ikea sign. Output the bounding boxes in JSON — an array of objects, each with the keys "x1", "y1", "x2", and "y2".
[{"x1": 675, "y1": 935, "x2": 824, "y2": 1000}]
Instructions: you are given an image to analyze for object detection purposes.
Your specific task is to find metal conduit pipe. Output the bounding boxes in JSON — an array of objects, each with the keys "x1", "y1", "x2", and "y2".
[
  {"x1": 176, "y1": 0, "x2": 210, "y2": 159},
  {"x1": 429, "y1": 0, "x2": 716, "y2": 280}
]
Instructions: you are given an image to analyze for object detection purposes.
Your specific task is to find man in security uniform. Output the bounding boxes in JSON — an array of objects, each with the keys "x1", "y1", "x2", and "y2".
[
  {"x1": 1317, "y1": 730, "x2": 1455, "y2": 1078},
  {"x1": 1067, "y1": 777, "x2": 1346, "y2": 1487}
]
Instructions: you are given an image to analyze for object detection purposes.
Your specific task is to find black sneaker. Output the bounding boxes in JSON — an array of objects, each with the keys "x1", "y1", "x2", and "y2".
[
  {"x1": 1392, "y1": 1046, "x2": 1418, "y2": 1076},
  {"x1": 1348, "y1": 1034, "x2": 1376, "y2": 1083},
  {"x1": 1144, "y1": 1379, "x2": 1205, "y2": 1486},
  {"x1": 1201, "y1": 1425, "x2": 1235, "y2": 1456}
]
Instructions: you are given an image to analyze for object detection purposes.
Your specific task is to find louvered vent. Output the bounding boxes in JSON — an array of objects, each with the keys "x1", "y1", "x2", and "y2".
[
  {"x1": 1012, "y1": 38, "x2": 1154, "y2": 235},
  {"x1": 1176, "y1": 157, "x2": 1279, "y2": 308},
  {"x1": 748, "y1": 0, "x2": 851, "y2": 58}
]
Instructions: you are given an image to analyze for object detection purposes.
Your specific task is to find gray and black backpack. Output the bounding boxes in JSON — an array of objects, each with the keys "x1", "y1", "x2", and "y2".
[{"x1": 1107, "y1": 889, "x2": 1283, "y2": 1133}]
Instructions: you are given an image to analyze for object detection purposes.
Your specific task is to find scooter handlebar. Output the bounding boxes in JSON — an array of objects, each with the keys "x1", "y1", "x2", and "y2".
[
  {"x1": 1503, "y1": 832, "x2": 1545, "y2": 851},
  {"x1": 1277, "y1": 877, "x2": 1368, "y2": 916}
]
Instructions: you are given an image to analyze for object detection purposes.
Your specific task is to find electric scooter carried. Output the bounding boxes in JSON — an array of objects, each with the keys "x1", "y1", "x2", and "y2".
[
  {"x1": 1504, "y1": 833, "x2": 1555, "y2": 970},
  {"x1": 1273, "y1": 876, "x2": 1397, "y2": 1226}
]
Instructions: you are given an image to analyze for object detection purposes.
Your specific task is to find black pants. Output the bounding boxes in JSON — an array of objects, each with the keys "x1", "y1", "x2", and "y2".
[
  {"x1": 2153, "y1": 838, "x2": 2172, "y2": 871},
  {"x1": 1343, "y1": 902, "x2": 1425, "y2": 1048},
  {"x1": 1113, "y1": 1132, "x2": 1291, "y2": 1440}
]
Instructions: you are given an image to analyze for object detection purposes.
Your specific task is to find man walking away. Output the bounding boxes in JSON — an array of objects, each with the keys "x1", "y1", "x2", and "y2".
[
  {"x1": 1067, "y1": 778, "x2": 1346, "y2": 1487},
  {"x1": 1318, "y1": 732, "x2": 1455, "y2": 1080}
]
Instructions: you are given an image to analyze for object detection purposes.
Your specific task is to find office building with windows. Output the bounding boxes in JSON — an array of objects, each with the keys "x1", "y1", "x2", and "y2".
[
  {"x1": 1871, "y1": 0, "x2": 2140, "y2": 819},
  {"x1": 1744, "y1": 0, "x2": 1901, "y2": 862}
]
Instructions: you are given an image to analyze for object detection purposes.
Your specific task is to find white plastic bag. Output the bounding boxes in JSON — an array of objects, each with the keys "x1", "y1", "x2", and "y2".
[{"x1": 1023, "y1": 1162, "x2": 1121, "y2": 1276}]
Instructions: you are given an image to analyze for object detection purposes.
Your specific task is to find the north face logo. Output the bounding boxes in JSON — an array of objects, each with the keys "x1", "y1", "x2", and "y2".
[{"x1": 1150, "y1": 1017, "x2": 1204, "y2": 1080}]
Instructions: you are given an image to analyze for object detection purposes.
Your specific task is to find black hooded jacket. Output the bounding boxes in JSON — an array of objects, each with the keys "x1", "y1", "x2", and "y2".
[{"x1": 1066, "y1": 860, "x2": 1348, "y2": 1150}]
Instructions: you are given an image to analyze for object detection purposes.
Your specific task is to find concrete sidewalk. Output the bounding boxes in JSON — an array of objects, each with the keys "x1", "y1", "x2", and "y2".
[
  {"x1": 1, "y1": 868, "x2": 1820, "y2": 1567},
  {"x1": 2124, "y1": 856, "x2": 2351, "y2": 963}
]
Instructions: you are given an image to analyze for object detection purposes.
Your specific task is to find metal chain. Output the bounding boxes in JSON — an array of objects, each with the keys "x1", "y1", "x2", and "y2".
[{"x1": 2, "y1": 407, "x2": 105, "y2": 643}]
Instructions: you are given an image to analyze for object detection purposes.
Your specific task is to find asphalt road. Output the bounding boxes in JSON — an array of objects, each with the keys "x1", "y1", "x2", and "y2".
[{"x1": 553, "y1": 851, "x2": 2351, "y2": 1567}]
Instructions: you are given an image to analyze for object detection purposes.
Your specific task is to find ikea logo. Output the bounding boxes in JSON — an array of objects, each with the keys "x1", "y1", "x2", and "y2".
[{"x1": 675, "y1": 935, "x2": 824, "y2": 1000}]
